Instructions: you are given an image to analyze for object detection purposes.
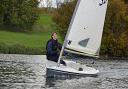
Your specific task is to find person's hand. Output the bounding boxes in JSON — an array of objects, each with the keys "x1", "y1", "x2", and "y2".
[{"x1": 63, "y1": 51, "x2": 69, "y2": 56}]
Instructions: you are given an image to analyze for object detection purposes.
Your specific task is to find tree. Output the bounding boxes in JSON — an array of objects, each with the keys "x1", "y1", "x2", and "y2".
[
  {"x1": 55, "y1": 0, "x2": 62, "y2": 9},
  {"x1": 46, "y1": 0, "x2": 53, "y2": 12},
  {"x1": 0, "y1": 0, "x2": 39, "y2": 31},
  {"x1": 53, "y1": 0, "x2": 77, "y2": 36},
  {"x1": 101, "y1": 0, "x2": 128, "y2": 57},
  {"x1": 124, "y1": 0, "x2": 128, "y2": 4}
]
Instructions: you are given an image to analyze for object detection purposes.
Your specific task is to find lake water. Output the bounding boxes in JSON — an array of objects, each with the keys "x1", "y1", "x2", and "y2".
[{"x1": 0, "y1": 54, "x2": 128, "y2": 89}]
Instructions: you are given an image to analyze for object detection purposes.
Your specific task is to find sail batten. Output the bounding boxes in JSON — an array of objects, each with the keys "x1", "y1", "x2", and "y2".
[{"x1": 64, "y1": 0, "x2": 108, "y2": 57}]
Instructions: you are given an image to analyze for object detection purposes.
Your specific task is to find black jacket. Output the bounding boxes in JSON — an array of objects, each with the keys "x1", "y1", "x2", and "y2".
[{"x1": 46, "y1": 39, "x2": 62, "y2": 60}]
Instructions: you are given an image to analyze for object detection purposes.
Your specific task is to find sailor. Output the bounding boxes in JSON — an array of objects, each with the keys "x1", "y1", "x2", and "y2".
[{"x1": 46, "y1": 32, "x2": 66, "y2": 66}]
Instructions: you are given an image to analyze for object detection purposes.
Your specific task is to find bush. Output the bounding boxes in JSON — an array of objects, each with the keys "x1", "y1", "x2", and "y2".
[{"x1": 0, "y1": 42, "x2": 45, "y2": 55}]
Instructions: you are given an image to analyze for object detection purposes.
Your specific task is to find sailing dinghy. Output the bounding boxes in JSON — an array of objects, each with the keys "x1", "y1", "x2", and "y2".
[{"x1": 46, "y1": 0, "x2": 108, "y2": 78}]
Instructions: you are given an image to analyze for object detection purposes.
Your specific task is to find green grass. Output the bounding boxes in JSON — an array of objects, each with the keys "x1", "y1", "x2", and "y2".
[
  {"x1": 36, "y1": 14, "x2": 53, "y2": 25},
  {"x1": 0, "y1": 31, "x2": 50, "y2": 48},
  {"x1": 0, "y1": 14, "x2": 63, "y2": 54}
]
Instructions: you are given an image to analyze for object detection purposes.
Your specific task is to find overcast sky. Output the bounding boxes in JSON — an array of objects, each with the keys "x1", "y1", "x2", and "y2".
[{"x1": 38, "y1": 0, "x2": 64, "y2": 8}]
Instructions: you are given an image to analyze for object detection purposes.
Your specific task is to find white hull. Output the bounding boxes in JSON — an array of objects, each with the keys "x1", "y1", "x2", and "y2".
[{"x1": 46, "y1": 60, "x2": 99, "y2": 78}]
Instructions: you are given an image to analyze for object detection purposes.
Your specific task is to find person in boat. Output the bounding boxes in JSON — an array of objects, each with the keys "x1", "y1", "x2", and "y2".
[{"x1": 46, "y1": 32, "x2": 66, "y2": 66}]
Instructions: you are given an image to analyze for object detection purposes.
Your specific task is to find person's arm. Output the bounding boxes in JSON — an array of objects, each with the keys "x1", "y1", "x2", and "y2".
[
  {"x1": 57, "y1": 42, "x2": 68, "y2": 56},
  {"x1": 47, "y1": 42, "x2": 57, "y2": 54},
  {"x1": 57, "y1": 42, "x2": 62, "y2": 50}
]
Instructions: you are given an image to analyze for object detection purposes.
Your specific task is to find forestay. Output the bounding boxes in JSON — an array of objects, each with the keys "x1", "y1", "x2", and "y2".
[{"x1": 64, "y1": 0, "x2": 108, "y2": 57}]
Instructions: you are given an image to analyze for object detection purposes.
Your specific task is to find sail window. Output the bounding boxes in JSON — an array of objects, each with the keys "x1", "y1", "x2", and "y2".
[{"x1": 78, "y1": 38, "x2": 90, "y2": 47}]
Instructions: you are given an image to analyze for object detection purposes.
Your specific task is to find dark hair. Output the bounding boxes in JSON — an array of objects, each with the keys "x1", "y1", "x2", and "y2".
[{"x1": 51, "y1": 32, "x2": 57, "y2": 38}]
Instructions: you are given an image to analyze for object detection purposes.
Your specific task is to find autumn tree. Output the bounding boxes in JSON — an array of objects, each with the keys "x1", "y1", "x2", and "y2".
[{"x1": 101, "y1": 0, "x2": 128, "y2": 57}]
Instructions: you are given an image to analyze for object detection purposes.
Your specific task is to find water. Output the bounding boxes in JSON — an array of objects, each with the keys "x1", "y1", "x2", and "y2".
[
  {"x1": 0, "y1": 54, "x2": 128, "y2": 89},
  {"x1": 0, "y1": 54, "x2": 46, "y2": 89}
]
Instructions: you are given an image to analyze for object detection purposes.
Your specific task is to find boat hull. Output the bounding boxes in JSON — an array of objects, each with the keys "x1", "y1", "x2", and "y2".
[
  {"x1": 46, "y1": 60, "x2": 99, "y2": 78},
  {"x1": 46, "y1": 68, "x2": 98, "y2": 79}
]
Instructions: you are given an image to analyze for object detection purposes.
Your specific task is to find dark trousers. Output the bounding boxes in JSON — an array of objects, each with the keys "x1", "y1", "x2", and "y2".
[{"x1": 47, "y1": 54, "x2": 66, "y2": 66}]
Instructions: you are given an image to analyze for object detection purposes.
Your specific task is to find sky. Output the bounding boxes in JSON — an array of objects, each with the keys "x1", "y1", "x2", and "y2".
[{"x1": 38, "y1": 0, "x2": 64, "y2": 8}]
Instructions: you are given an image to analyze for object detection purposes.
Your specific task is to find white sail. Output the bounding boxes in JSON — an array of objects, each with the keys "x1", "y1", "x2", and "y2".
[{"x1": 64, "y1": 0, "x2": 108, "y2": 57}]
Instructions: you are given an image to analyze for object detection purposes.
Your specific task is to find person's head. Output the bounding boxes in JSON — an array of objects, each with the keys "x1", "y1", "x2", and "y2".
[{"x1": 51, "y1": 32, "x2": 58, "y2": 40}]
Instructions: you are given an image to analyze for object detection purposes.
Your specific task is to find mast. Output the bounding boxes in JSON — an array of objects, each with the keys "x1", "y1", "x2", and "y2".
[{"x1": 57, "y1": 0, "x2": 81, "y2": 66}]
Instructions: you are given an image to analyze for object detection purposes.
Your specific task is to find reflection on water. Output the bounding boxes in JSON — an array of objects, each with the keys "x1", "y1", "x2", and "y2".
[{"x1": 0, "y1": 54, "x2": 128, "y2": 89}]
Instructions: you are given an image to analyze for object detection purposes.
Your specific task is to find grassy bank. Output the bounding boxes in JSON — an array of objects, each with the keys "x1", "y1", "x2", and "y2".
[{"x1": 0, "y1": 15, "x2": 62, "y2": 54}]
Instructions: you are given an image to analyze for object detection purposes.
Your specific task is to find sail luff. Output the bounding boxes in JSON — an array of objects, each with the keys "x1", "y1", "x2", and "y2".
[
  {"x1": 57, "y1": 0, "x2": 82, "y2": 64},
  {"x1": 63, "y1": 0, "x2": 81, "y2": 42}
]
